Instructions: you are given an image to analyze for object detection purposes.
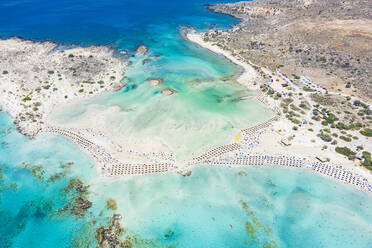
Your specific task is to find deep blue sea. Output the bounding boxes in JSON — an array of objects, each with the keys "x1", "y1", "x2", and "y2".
[
  {"x1": 0, "y1": 0, "x2": 238, "y2": 46},
  {"x1": 1, "y1": 1, "x2": 372, "y2": 247}
]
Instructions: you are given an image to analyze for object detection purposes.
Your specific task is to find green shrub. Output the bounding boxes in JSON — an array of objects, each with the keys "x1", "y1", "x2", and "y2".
[
  {"x1": 335, "y1": 147, "x2": 355, "y2": 159},
  {"x1": 353, "y1": 100, "x2": 362, "y2": 106},
  {"x1": 289, "y1": 117, "x2": 301, "y2": 125},
  {"x1": 22, "y1": 96, "x2": 31, "y2": 102},
  {"x1": 336, "y1": 122, "x2": 348, "y2": 130},
  {"x1": 299, "y1": 102, "x2": 309, "y2": 110},
  {"x1": 360, "y1": 128, "x2": 372, "y2": 137},
  {"x1": 340, "y1": 136, "x2": 352, "y2": 142},
  {"x1": 318, "y1": 132, "x2": 332, "y2": 142},
  {"x1": 82, "y1": 80, "x2": 95, "y2": 84},
  {"x1": 362, "y1": 151, "x2": 371, "y2": 167},
  {"x1": 355, "y1": 122, "x2": 363, "y2": 128},
  {"x1": 325, "y1": 113, "x2": 337, "y2": 124},
  {"x1": 78, "y1": 89, "x2": 84, "y2": 93},
  {"x1": 303, "y1": 86, "x2": 314, "y2": 92}
]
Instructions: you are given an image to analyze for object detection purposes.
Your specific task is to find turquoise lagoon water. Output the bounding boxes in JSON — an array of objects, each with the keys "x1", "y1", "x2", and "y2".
[
  {"x1": 52, "y1": 48, "x2": 272, "y2": 158},
  {"x1": 1, "y1": 111, "x2": 372, "y2": 247},
  {"x1": 42, "y1": 0, "x2": 273, "y2": 158},
  {"x1": 1, "y1": 0, "x2": 372, "y2": 247}
]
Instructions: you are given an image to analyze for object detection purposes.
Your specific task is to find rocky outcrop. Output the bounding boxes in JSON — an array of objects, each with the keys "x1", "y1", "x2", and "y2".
[
  {"x1": 208, "y1": 3, "x2": 280, "y2": 18},
  {"x1": 95, "y1": 214, "x2": 131, "y2": 248},
  {"x1": 135, "y1": 45, "x2": 148, "y2": 54},
  {"x1": 58, "y1": 178, "x2": 92, "y2": 217},
  {"x1": 178, "y1": 170, "x2": 192, "y2": 177},
  {"x1": 146, "y1": 78, "x2": 163, "y2": 86},
  {"x1": 161, "y1": 88, "x2": 178, "y2": 96},
  {"x1": 112, "y1": 83, "x2": 126, "y2": 91}
]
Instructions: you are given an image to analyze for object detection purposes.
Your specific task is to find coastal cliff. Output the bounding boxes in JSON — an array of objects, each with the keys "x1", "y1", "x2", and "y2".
[{"x1": 0, "y1": 38, "x2": 127, "y2": 136}]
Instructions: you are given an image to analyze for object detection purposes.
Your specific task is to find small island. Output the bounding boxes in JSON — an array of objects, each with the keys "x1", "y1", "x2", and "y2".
[
  {"x1": 135, "y1": 45, "x2": 149, "y2": 54},
  {"x1": 146, "y1": 78, "x2": 163, "y2": 86},
  {"x1": 161, "y1": 88, "x2": 178, "y2": 96}
]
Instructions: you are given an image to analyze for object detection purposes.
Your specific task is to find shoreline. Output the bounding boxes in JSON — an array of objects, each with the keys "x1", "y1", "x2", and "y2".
[
  {"x1": 183, "y1": 28, "x2": 372, "y2": 193},
  {"x1": 184, "y1": 29, "x2": 280, "y2": 113},
  {"x1": 185, "y1": 29, "x2": 260, "y2": 91},
  {"x1": 0, "y1": 35, "x2": 127, "y2": 58},
  {"x1": 0, "y1": 29, "x2": 370, "y2": 194},
  {"x1": 37, "y1": 122, "x2": 371, "y2": 193}
]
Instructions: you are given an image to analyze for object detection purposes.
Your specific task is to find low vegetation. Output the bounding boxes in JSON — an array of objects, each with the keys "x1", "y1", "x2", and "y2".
[
  {"x1": 360, "y1": 128, "x2": 372, "y2": 137},
  {"x1": 335, "y1": 147, "x2": 356, "y2": 160}
]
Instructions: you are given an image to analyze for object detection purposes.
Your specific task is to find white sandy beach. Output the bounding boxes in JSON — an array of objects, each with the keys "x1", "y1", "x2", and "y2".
[
  {"x1": 185, "y1": 30, "x2": 372, "y2": 183},
  {"x1": 0, "y1": 34, "x2": 370, "y2": 191},
  {"x1": 186, "y1": 31, "x2": 260, "y2": 90}
]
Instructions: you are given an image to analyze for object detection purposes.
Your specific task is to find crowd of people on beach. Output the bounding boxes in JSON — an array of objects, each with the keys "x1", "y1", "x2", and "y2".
[
  {"x1": 193, "y1": 143, "x2": 242, "y2": 162},
  {"x1": 106, "y1": 163, "x2": 170, "y2": 176},
  {"x1": 42, "y1": 126, "x2": 117, "y2": 166},
  {"x1": 242, "y1": 116, "x2": 278, "y2": 136},
  {"x1": 189, "y1": 112, "x2": 371, "y2": 192},
  {"x1": 63, "y1": 126, "x2": 176, "y2": 163},
  {"x1": 42, "y1": 124, "x2": 371, "y2": 193},
  {"x1": 311, "y1": 162, "x2": 369, "y2": 190},
  {"x1": 42, "y1": 126, "x2": 176, "y2": 176},
  {"x1": 202, "y1": 153, "x2": 371, "y2": 192},
  {"x1": 192, "y1": 110, "x2": 279, "y2": 163}
]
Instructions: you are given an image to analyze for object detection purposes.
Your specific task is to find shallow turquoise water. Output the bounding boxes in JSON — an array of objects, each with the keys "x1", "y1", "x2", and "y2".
[
  {"x1": 1, "y1": 0, "x2": 372, "y2": 247},
  {"x1": 49, "y1": 12, "x2": 273, "y2": 159},
  {"x1": 1, "y1": 111, "x2": 372, "y2": 247},
  {"x1": 52, "y1": 48, "x2": 272, "y2": 158}
]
